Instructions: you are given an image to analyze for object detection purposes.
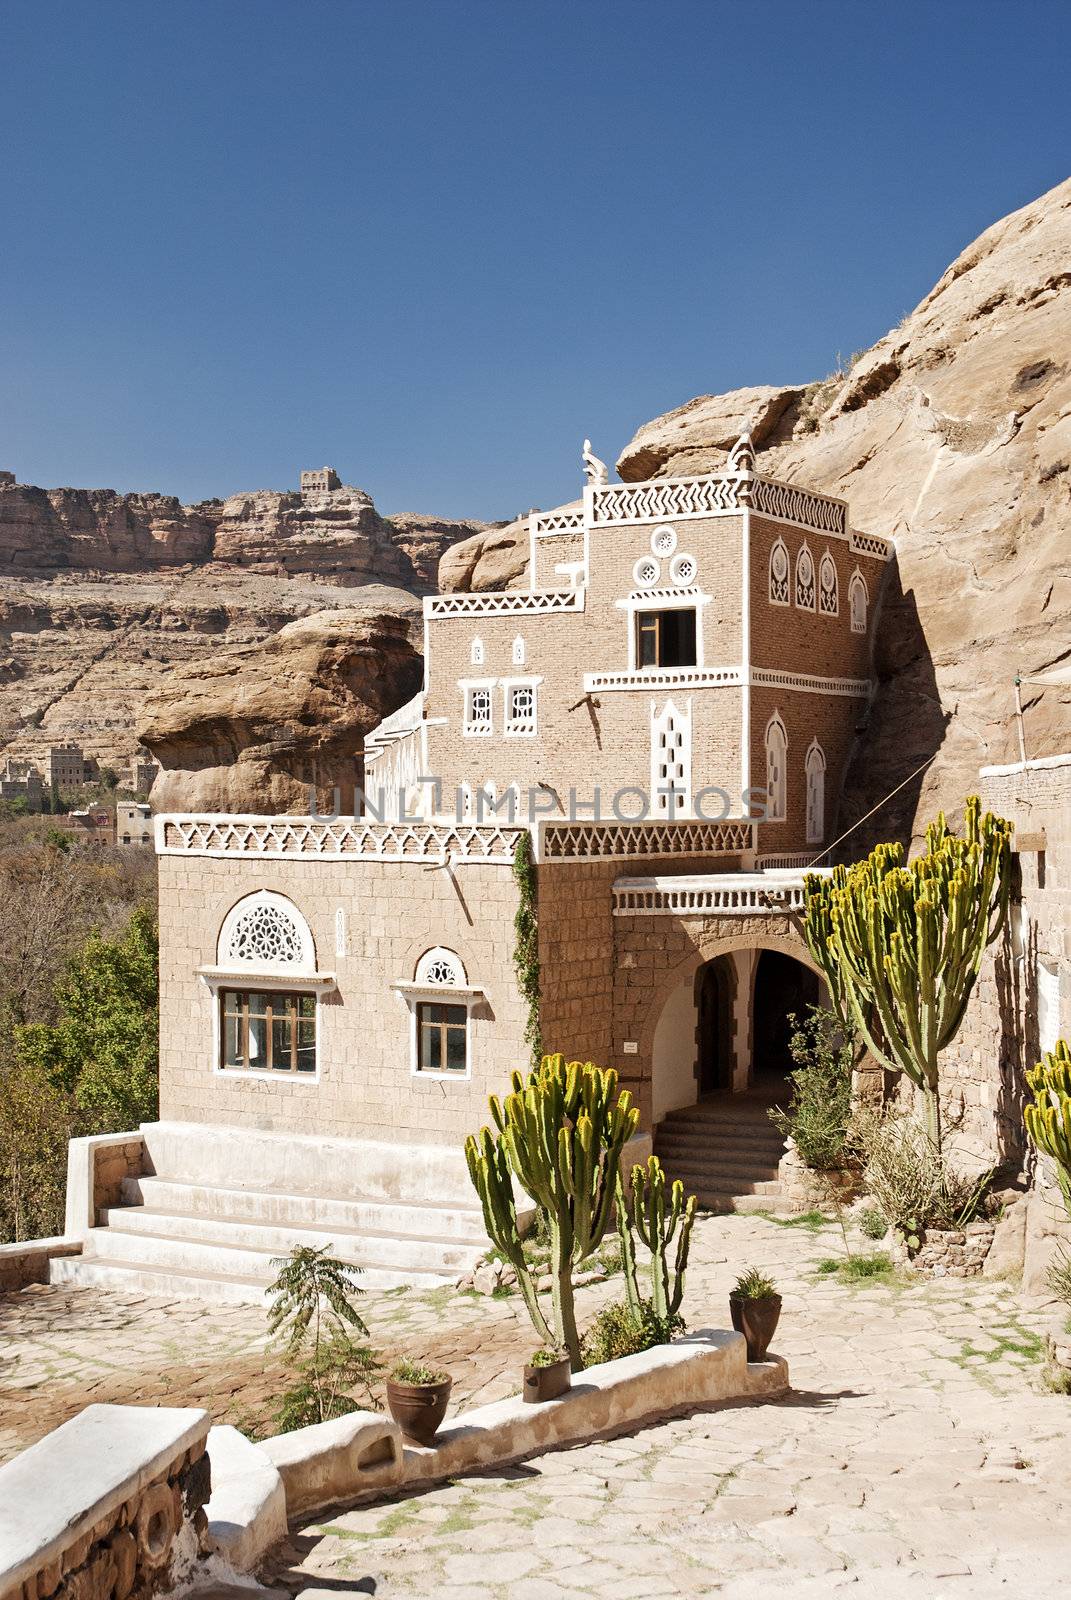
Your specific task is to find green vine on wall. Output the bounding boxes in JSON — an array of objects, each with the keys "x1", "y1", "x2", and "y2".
[{"x1": 512, "y1": 832, "x2": 542, "y2": 1064}]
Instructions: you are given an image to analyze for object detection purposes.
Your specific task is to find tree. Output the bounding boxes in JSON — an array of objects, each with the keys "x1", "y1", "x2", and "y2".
[
  {"x1": 267, "y1": 1244, "x2": 382, "y2": 1429},
  {"x1": 0, "y1": 1060, "x2": 76, "y2": 1241},
  {"x1": 16, "y1": 905, "x2": 159, "y2": 1131},
  {"x1": 803, "y1": 796, "x2": 1011, "y2": 1153}
]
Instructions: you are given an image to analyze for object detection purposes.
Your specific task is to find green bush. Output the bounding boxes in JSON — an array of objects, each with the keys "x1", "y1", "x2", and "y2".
[
  {"x1": 851, "y1": 1107, "x2": 991, "y2": 1236},
  {"x1": 267, "y1": 1245, "x2": 383, "y2": 1430},
  {"x1": 528, "y1": 1346, "x2": 566, "y2": 1368},
  {"x1": 583, "y1": 1299, "x2": 682, "y2": 1364},
  {"x1": 769, "y1": 1007, "x2": 854, "y2": 1170},
  {"x1": 391, "y1": 1359, "x2": 449, "y2": 1385},
  {"x1": 858, "y1": 1207, "x2": 888, "y2": 1240}
]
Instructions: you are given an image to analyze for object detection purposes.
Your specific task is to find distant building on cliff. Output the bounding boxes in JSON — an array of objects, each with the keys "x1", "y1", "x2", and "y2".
[
  {"x1": 44, "y1": 744, "x2": 88, "y2": 792},
  {"x1": 117, "y1": 799, "x2": 153, "y2": 847},
  {"x1": 0, "y1": 758, "x2": 43, "y2": 809},
  {"x1": 300, "y1": 466, "x2": 341, "y2": 494},
  {"x1": 0, "y1": 470, "x2": 14, "y2": 487},
  {"x1": 123, "y1": 748, "x2": 159, "y2": 795}
]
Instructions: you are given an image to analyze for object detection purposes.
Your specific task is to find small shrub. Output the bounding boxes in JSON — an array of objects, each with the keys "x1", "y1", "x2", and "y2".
[
  {"x1": 528, "y1": 1346, "x2": 566, "y2": 1368},
  {"x1": 858, "y1": 1207, "x2": 888, "y2": 1241},
  {"x1": 1047, "y1": 1249, "x2": 1071, "y2": 1308},
  {"x1": 769, "y1": 1007, "x2": 854, "y2": 1171},
  {"x1": 275, "y1": 1333, "x2": 384, "y2": 1433},
  {"x1": 817, "y1": 1251, "x2": 895, "y2": 1283},
  {"x1": 732, "y1": 1266, "x2": 777, "y2": 1299},
  {"x1": 390, "y1": 1359, "x2": 449, "y2": 1386},
  {"x1": 267, "y1": 1245, "x2": 382, "y2": 1431},
  {"x1": 584, "y1": 1298, "x2": 682, "y2": 1364},
  {"x1": 851, "y1": 1108, "x2": 991, "y2": 1234}
]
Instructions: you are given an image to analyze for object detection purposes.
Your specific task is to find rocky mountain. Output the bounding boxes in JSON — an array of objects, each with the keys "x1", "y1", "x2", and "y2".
[
  {"x1": 0, "y1": 476, "x2": 494, "y2": 779},
  {"x1": 444, "y1": 176, "x2": 1071, "y2": 843}
]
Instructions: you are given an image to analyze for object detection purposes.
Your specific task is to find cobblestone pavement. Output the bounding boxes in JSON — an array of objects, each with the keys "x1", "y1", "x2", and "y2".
[{"x1": 264, "y1": 1213, "x2": 1071, "y2": 1599}]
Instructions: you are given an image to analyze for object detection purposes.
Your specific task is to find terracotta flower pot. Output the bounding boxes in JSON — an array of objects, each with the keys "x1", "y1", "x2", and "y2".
[
  {"x1": 386, "y1": 1376, "x2": 452, "y2": 1444},
  {"x1": 522, "y1": 1355, "x2": 572, "y2": 1404},
  {"x1": 729, "y1": 1292, "x2": 782, "y2": 1361}
]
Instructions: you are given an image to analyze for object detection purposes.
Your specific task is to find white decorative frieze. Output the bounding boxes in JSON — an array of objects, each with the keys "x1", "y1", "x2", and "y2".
[
  {"x1": 751, "y1": 667, "x2": 870, "y2": 698},
  {"x1": 612, "y1": 874, "x2": 810, "y2": 917},
  {"x1": 850, "y1": 529, "x2": 892, "y2": 558},
  {"x1": 591, "y1": 475, "x2": 742, "y2": 525},
  {"x1": 532, "y1": 507, "x2": 585, "y2": 535},
  {"x1": 425, "y1": 588, "x2": 584, "y2": 618},
  {"x1": 159, "y1": 815, "x2": 524, "y2": 863},
  {"x1": 583, "y1": 665, "x2": 743, "y2": 693},
  {"x1": 750, "y1": 476, "x2": 848, "y2": 536},
  {"x1": 541, "y1": 818, "x2": 752, "y2": 861}
]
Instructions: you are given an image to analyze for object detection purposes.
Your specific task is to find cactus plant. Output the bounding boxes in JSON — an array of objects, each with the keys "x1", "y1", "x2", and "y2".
[
  {"x1": 466, "y1": 1053, "x2": 639, "y2": 1369},
  {"x1": 1024, "y1": 1038, "x2": 1071, "y2": 1213},
  {"x1": 617, "y1": 1155, "x2": 697, "y2": 1321},
  {"x1": 803, "y1": 796, "x2": 1011, "y2": 1153}
]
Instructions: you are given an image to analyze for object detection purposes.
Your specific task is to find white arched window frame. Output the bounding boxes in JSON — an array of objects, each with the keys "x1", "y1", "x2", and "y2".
[
  {"x1": 764, "y1": 712, "x2": 788, "y2": 822},
  {"x1": 795, "y1": 543, "x2": 816, "y2": 610},
  {"x1": 818, "y1": 551, "x2": 838, "y2": 616},
  {"x1": 204, "y1": 892, "x2": 333, "y2": 1080},
  {"x1": 849, "y1": 569, "x2": 869, "y2": 634},
  {"x1": 769, "y1": 538, "x2": 790, "y2": 606},
  {"x1": 470, "y1": 637, "x2": 485, "y2": 666},
  {"x1": 805, "y1": 738, "x2": 827, "y2": 844},
  {"x1": 392, "y1": 947, "x2": 485, "y2": 1080}
]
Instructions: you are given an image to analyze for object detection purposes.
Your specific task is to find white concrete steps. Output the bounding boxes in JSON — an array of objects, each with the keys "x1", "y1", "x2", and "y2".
[
  {"x1": 48, "y1": 1253, "x2": 280, "y2": 1305},
  {"x1": 654, "y1": 1092, "x2": 789, "y2": 1215},
  {"x1": 120, "y1": 1176, "x2": 488, "y2": 1245}
]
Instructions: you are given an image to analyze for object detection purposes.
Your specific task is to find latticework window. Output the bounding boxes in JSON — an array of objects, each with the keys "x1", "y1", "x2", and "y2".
[
  {"x1": 769, "y1": 539, "x2": 790, "y2": 606},
  {"x1": 795, "y1": 545, "x2": 816, "y2": 610},
  {"x1": 505, "y1": 683, "x2": 537, "y2": 736},
  {"x1": 765, "y1": 713, "x2": 788, "y2": 821},
  {"x1": 220, "y1": 989, "x2": 316, "y2": 1074},
  {"x1": 227, "y1": 902, "x2": 304, "y2": 966},
  {"x1": 819, "y1": 552, "x2": 838, "y2": 616},
  {"x1": 849, "y1": 571, "x2": 868, "y2": 634},
  {"x1": 805, "y1": 738, "x2": 827, "y2": 843},
  {"x1": 464, "y1": 685, "x2": 493, "y2": 736}
]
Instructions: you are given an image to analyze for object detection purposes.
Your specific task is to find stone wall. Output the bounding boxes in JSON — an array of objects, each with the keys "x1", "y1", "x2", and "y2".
[
  {"x1": 0, "y1": 1405, "x2": 211, "y2": 1600},
  {"x1": 0, "y1": 1238, "x2": 81, "y2": 1294}
]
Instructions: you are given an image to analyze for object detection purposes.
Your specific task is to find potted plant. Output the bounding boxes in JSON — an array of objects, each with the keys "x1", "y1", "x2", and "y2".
[
  {"x1": 386, "y1": 1360, "x2": 452, "y2": 1444},
  {"x1": 522, "y1": 1346, "x2": 571, "y2": 1404},
  {"x1": 729, "y1": 1267, "x2": 782, "y2": 1361}
]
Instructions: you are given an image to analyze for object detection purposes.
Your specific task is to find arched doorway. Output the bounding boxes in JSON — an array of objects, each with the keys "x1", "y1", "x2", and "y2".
[
  {"x1": 752, "y1": 948, "x2": 819, "y2": 1097},
  {"x1": 696, "y1": 956, "x2": 733, "y2": 1095}
]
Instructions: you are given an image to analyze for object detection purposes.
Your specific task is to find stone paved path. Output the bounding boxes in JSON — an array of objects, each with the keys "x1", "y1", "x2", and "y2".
[{"x1": 264, "y1": 1213, "x2": 1071, "y2": 1599}]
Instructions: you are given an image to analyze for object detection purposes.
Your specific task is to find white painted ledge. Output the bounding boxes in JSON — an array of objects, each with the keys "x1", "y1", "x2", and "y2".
[
  {"x1": 259, "y1": 1412, "x2": 404, "y2": 1521},
  {"x1": 205, "y1": 1424, "x2": 287, "y2": 1572}
]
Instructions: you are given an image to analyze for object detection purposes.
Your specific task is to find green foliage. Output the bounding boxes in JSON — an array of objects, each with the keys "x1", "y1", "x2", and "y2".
[
  {"x1": 527, "y1": 1346, "x2": 565, "y2": 1368},
  {"x1": 1047, "y1": 1249, "x2": 1071, "y2": 1308},
  {"x1": 851, "y1": 1107, "x2": 991, "y2": 1236},
  {"x1": 1023, "y1": 1039, "x2": 1071, "y2": 1213},
  {"x1": 583, "y1": 1298, "x2": 683, "y2": 1365},
  {"x1": 732, "y1": 1266, "x2": 778, "y2": 1299},
  {"x1": 617, "y1": 1155, "x2": 697, "y2": 1321},
  {"x1": 769, "y1": 1006, "x2": 854, "y2": 1170},
  {"x1": 0, "y1": 1061, "x2": 77, "y2": 1241},
  {"x1": 465, "y1": 1052, "x2": 639, "y2": 1369},
  {"x1": 511, "y1": 833, "x2": 541, "y2": 1063},
  {"x1": 858, "y1": 1207, "x2": 888, "y2": 1240},
  {"x1": 817, "y1": 1251, "x2": 894, "y2": 1282},
  {"x1": 267, "y1": 1244, "x2": 382, "y2": 1429},
  {"x1": 804, "y1": 796, "x2": 1011, "y2": 1151},
  {"x1": 15, "y1": 906, "x2": 159, "y2": 1131},
  {"x1": 390, "y1": 1359, "x2": 449, "y2": 1385}
]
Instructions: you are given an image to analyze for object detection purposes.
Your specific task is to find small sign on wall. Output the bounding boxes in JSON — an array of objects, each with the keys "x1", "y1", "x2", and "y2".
[{"x1": 622, "y1": 1041, "x2": 638, "y2": 1055}]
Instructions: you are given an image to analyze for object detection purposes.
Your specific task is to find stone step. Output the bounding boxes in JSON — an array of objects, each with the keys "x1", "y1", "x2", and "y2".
[
  {"x1": 78, "y1": 1221, "x2": 461, "y2": 1288},
  {"x1": 653, "y1": 1156, "x2": 783, "y2": 1185},
  {"x1": 50, "y1": 1253, "x2": 281, "y2": 1305},
  {"x1": 655, "y1": 1165, "x2": 784, "y2": 1196},
  {"x1": 121, "y1": 1175, "x2": 489, "y2": 1245},
  {"x1": 655, "y1": 1130, "x2": 785, "y2": 1158},
  {"x1": 98, "y1": 1205, "x2": 484, "y2": 1276},
  {"x1": 690, "y1": 1191, "x2": 792, "y2": 1216},
  {"x1": 658, "y1": 1104, "x2": 783, "y2": 1130}
]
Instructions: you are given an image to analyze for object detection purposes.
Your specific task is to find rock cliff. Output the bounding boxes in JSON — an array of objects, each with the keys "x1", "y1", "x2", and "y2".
[
  {"x1": 0, "y1": 477, "x2": 493, "y2": 782},
  {"x1": 446, "y1": 177, "x2": 1071, "y2": 841}
]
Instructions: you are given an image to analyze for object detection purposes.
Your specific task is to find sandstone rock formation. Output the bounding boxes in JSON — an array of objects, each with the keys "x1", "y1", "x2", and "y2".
[
  {"x1": 0, "y1": 476, "x2": 493, "y2": 778},
  {"x1": 140, "y1": 597, "x2": 423, "y2": 815},
  {"x1": 437, "y1": 510, "x2": 535, "y2": 593}
]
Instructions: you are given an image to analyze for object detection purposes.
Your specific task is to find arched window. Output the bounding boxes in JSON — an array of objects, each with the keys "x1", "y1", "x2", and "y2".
[
  {"x1": 795, "y1": 543, "x2": 815, "y2": 610},
  {"x1": 805, "y1": 738, "x2": 827, "y2": 844},
  {"x1": 218, "y1": 891, "x2": 315, "y2": 973},
  {"x1": 215, "y1": 892, "x2": 319, "y2": 1077},
  {"x1": 408, "y1": 947, "x2": 475, "y2": 1077},
  {"x1": 512, "y1": 635, "x2": 526, "y2": 665},
  {"x1": 764, "y1": 713, "x2": 788, "y2": 822},
  {"x1": 849, "y1": 569, "x2": 869, "y2": 634},
  {"x1": 470, "y1": 637, "x2": 485, "y2": 665},
  {"x1": 769, "y1": 538, "x2": 790, "y2": 606},
  {"x1": 818, "y1": 551, "x2": 838, "y2": 616}
]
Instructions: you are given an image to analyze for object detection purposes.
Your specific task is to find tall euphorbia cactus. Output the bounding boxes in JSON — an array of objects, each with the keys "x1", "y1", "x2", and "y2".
[
  {"x1": 466, "y1": 1053, "x2": 639, "y2": 1369},
  {"x1": 803, "y1": 796, "x2": 1012, "y2": 1153},
  {"x1": 1024, "y1": 1039, "x2": 1071, "y2": 1213},
  {"x1": 617, "y1": 1156, "x2": 697, "y2": 1322}
]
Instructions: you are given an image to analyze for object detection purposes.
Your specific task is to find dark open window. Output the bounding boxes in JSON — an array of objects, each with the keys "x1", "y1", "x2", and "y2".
[
  {"x1": 220, "y1": 989, "x2": 316, "y2": 1073},
  {"x1": 637, "y1": 609, "x2": 697, "y2": 668},
  {"x1": 417, "y1": 1001, "x2": 468, "y2": 1073}
]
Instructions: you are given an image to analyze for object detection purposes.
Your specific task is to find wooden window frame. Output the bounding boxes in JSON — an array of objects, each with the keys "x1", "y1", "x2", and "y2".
[
  {"x1": 415, "y1": 1000, "x2": 469, "y2": 1075},
  {"x1": 636, "y1": 608, "x2": 698, "y2": 669},
  {"x1": 219, "y1": 987, "x2": 317, "y2": 1075}
]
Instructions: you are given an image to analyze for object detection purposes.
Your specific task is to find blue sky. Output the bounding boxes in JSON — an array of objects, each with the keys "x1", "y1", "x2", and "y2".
[{"x1": 2, "y1": 1, "x2": 1068, "y2": 520}]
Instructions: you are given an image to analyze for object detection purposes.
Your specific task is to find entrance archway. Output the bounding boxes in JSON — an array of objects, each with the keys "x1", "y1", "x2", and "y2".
[
  {"x1": 696, "y1": 956, "x2": 733, "y2": 1095},
  {"x1": 751, "y1": 948, "x2": 819, "y2": 1096}
]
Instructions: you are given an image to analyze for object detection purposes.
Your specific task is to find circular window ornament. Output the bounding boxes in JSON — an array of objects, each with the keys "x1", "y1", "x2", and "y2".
[
  {"x1": 633, "y1": 555, "x2": 661, "y2": 588},
  {"x1": 771, "y1": 543, "x2": 789, "y2": 582},
  {"x1": 670, "y1": 552, "x2": 697, "y2": 586},
  {"x1": 650, "y1": 525, "x2": 678, "y2": 557}
]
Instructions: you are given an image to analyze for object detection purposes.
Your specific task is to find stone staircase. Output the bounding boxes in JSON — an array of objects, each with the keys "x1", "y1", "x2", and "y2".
[
  {"x1": 50, "y1": 1122, "x2": 491, "y2": 1304},
  {"x1": 653, "y1": 1092, "x2": 788, "y2": 1212}
]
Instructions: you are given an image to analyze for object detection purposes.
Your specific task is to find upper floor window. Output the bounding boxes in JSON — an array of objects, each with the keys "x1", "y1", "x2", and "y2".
[
  {"x1": 849, "y1": 570, "x2": 869, "y2": 634},
  {"x1": 504, "y1": 681, "x2": 538, "y2": 737},
  {"x1": 795, "y1": 544, "x2": 816, "y2": 610},
  {"x1": 471, "y1": 638, "x2": 485, "y2": 665},
  {"x1": 411, "y1": 947, "x2": 473, "y2": 1077},
  {"x1": 463, "y1": 682, "x2": 494, "y2": 737},
  {"x1": 637, "y1": 609, "x2": 697, "y2": 669},
  {"x1": 221, "y1": 989, "x2": 316, "y2": 1075},
  {"x1": 769, "y1": 538, "x2": 790, "y2": 606},
  {"x1": 765, "y1": 712, "x2": 787, "y2": 822},
  {"x1": 805, "y1": 738, "x2": 827, "y2": 844},
  {"x1": 818, "y1": 552, "x2": 838, "y2": 616}
]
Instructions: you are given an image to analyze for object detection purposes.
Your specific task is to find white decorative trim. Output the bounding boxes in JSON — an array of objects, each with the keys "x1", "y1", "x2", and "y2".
[
  {"x1": 756, "y1": 852, "x2": 822, "y2": 870},
  {"x1": 470, "y1": 637, "x2": 485, "y2": 666},
  {"x1": 764, "y1": 712, "x2": 788, "y2": 822},
  {"x1": 651, "y1": 698, "x2": 692, "y2": 818},
  {"x1": 795, "y1": 541, "x2": 816, "y2": 610},
  {"x1": 584, "y1": 665, "x2": 743, "y2": 693},
  {"x1": 532, "y1": 508, "x2": 585, "y2": 534},
  {"x1": 768, "y1": 537, "x2": 790, "y2": 606},
  {"x1": 805, "y1": 737, "x2": 827, "y2": 845},
  {"x1": 425, "y1": 589, "x2": 584, "y2": 618},
  {"x1": 751, "y1": 667, "x2": 870, "y2": 698},
  {"x1": 217, "y1": 891, "x2": 316, "y2": 975},
  {"x1": 335, "y1": 908, "x2": 347, "y2": 958},
  {"x1": 670, "y1": 551, "x2": 698, "y2": 586},
  {"x1": 651, "y1": 525, "x2": 678, "y2": 556},
  {"x1": 511, "y1": 634, "x2": 526, "y2": 665},
  {"x1": 198, "y1": 964, "x2": 336, "y2": 992},
  {"x1": 592, "y1": 474, "x2": 745, "y2": 525},
  {"x1": 502, "y1": 676, "x2": 542, "y2": 738},
  {"x1": 461, "y1": 679, "x2": 495, "y2": 738},
  {"x1": 395, "y1": 946, "x2": 477, "y2": 1080},
  {"x1": 157, "y1": 813, "x2": 524, "y2": 864},
  {"x1": 416, "y1": 946, "x2": 468, "y2": 986},
  {"x1": 850, "y1": 530, "x2": 891, "y2": 559},
  {"x1": 818, "y1": 550, "x2": 838, "y2": 616},
  {"x1": 612, "y1": 872, "x2": 812, "y2": 917},
  {"x1": 539, "y1": 818, "x2": 752, "y2": 861},
  {"x1": 618, "y1": 586, "x2": 706, "y2": 609},
  {"x1": 750, "y1": 476, "x2": 847, "y2": 537},
  {"x1": 633, "y1": 554, "x2": 661, "y2": 588},
  {"x1": 849, "y1": 568, "x2": 869, "y2": 634}
]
